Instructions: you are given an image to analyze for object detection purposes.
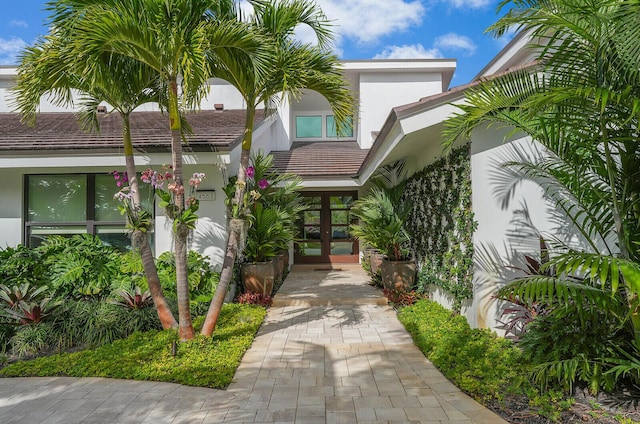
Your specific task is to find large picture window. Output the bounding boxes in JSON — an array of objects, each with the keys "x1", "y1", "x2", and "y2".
[{"x1": 25, "y1": 174, "x2": 154, "y2": 250}]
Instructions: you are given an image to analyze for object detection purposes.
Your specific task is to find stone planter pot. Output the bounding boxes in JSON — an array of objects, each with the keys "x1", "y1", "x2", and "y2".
[
  {"x1": 241, "y1": 261, "x2": 275, "y2": 296},
  {"x1": 380, "y1": 258, "x2": 416, "y2": 292}
]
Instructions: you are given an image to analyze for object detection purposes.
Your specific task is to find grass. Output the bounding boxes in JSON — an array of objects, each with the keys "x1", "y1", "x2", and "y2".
[{"x1": 0, "y1": 303, "x2": 266, "y2": 388}]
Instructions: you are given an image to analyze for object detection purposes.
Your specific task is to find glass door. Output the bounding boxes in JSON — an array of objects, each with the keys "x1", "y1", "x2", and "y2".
[{"x1": 295, "y1": 191, "x2": 359, "y2": 264}]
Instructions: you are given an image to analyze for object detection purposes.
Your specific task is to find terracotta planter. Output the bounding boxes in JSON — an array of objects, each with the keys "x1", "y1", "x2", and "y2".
[
  {"x1": 241, "y1": 261, "x2": 275, "y2": 296},
  {"x1": 380, "y1": 259, "x2": 416, "y2": 292}
]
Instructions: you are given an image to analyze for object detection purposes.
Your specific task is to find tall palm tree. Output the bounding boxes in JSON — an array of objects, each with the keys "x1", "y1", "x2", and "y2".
[
  {"x1": 200, "y1": 0, "x2": 355, "y2": 336},
  {"x1": 12, "y1": 31, "x2": 178, "y2": 330},
  {"x1": 51, "y1": 0, "x2": 260, "y2": 339},
  {"x1": 444, "y1": 0, "x2": 640, "y2": 378}
]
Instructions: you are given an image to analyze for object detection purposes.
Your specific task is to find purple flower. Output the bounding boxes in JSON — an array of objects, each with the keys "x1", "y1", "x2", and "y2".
[
  {"x1": 246, "y1": 166, "x2": 255, "y2": 178},
  {"x1": 258, "y1": 179, "x2": 269, "y2": 189}
]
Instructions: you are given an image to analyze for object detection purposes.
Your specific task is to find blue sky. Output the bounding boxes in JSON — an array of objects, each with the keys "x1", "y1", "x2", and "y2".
[{"x1": 0, "y1": 1, "x2": 512, "y2": 85}]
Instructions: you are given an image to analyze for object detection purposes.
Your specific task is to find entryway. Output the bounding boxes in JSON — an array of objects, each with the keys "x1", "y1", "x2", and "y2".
[{"x1": 294, "y1": 191, "x2": 359, "y2": 264}]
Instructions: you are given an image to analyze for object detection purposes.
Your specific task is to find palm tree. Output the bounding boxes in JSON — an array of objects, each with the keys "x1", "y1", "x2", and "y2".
[
  {"x1": 12, "y1": 31, "x2": 178, "y2": 330},
  {"x1": 444, "y1": 0, "x2": 640, "y2": 388},
  {"x1": 51, "y1": 0, "x2": 260, "y2": 339},
  {"x1": 200, "y1": 0, "x2": 355, "y2": 336}
]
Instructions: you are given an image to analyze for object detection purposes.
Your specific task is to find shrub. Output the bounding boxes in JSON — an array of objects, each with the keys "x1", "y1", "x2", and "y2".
[
  {"x1": 382, "y1": 288, "x2": 424, "y2": 307},
  {"x1": 236, "y1": 292, "x2": 272, "y2": 307},
  {"x1": 398, "y1": 300, "x2": 525, "y2": 402},
  {"x1": 156, "y1": 250, "x2": 219, "y2": 297},
  {"x1": 0, "y1": 304, "x2": 266, "y2": 388},
  {"x1": 11, "y1": 323, "x2": 53, "y2": 357}
]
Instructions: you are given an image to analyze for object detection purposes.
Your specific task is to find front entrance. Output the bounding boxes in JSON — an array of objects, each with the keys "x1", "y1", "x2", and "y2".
[{"x1": 295, "y1": 191, "x2": 359, "y2": 264}]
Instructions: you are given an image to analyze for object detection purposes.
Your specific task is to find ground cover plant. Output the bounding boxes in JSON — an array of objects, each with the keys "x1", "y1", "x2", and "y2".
[
  {"x1": 0, "y1": 304, "x2": 265, "y2": 388},
  {"x1": 398, "y1": 299, "x2": 640, "y2": 423},
  {"x1": 0, "y1": 237, "x2": 218, "y2": 358}
]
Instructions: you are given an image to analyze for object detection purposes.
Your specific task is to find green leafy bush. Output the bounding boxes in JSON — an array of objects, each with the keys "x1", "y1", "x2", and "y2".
[
  {"x1": 37, "y1": 235, "x2": 125, "y2": 298},
  {"x1": 0, "y1": 304, "x2": 266, "y2": 388},
  {"x1": 156, "y1": 250, "x2": 219, "y2": 297},
  {"x1": 398, "y1": 299, "x2": 525, "y2": 402}
]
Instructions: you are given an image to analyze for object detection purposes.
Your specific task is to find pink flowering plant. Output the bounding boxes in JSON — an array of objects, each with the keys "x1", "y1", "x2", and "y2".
[
  {"x1": 112, "y1": 170, "x2": 153, "y2": 234},
  {"x1": 112, "y1": 166, "x2": 206, "y2": 233},
  {"x1": 140, "y1": 165, "x2": 206, "y2": 231}
]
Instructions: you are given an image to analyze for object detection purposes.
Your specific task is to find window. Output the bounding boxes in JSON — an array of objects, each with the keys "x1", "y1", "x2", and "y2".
[
  {"x1": 295, "y1": 114, "x2": 354, "y2": 140},
  {"x1": 295, "y1": 116, "x2": 323, "y2": 138},
  {"x1": 25, "y1": 174, "x2": 154, "y2": 250},
  {"x1": 326, "y1": 115, "x2": 353, "y2": 138}
]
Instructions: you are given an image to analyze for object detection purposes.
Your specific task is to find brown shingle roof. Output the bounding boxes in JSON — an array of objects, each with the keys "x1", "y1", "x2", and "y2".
[
  {"x1": 271, "y1": 141, "x2": 369, "y2": 178},
  {"x1": 0, "y1": 109, "x2": 264, "y2": 152}
]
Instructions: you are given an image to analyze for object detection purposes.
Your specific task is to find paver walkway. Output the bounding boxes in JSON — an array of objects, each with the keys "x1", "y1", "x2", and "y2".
[{"x1": 0, "y1": 266, "x2": 507, "y2": 424}]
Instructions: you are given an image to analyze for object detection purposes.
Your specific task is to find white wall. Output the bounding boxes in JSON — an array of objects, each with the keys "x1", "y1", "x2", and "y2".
[
  {"x1": 468, "y1": 128, "x2": 557, "y2": 330},
  {"x1": 0, "y1": 170, "x2": 24, "y2": 248},
  {"x1": 358, "y1": 72, "x2": 443, "y2": 148}
]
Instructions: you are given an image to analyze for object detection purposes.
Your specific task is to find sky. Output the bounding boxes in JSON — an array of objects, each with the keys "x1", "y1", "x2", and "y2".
[{"x1": 0, "y1": 1, "x2": 514, "y2": 86}]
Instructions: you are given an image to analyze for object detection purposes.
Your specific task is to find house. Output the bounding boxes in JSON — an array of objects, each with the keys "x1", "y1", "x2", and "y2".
[{"x1": 0, "y1": 31, "x2": 552, "y2": 331}]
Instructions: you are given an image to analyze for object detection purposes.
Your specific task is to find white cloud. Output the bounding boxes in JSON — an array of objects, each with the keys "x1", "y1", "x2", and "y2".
[
  {"x1": 374, "y1": 44, "x2": 442, "y2": 60},
  {"x1": 314, "y1": 0, "x2": 425, "y2": 46},
  {"x1": 434, "y1": 33, "x2": 477, "y2": 55},
  {"x1": 442, "y1": 0, "x2": 492, "y2": 8},
  {"x1": 10, "y1": 20, "x2": 28, "y2": 28},
  {"x1": 0, "y1": 37, "x2": 27, "y2": 64}
]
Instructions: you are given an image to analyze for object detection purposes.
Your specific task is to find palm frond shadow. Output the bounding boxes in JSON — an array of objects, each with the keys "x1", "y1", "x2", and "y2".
[{"x1": 487, "y1": 142, "x2": 613, "y2": 254}]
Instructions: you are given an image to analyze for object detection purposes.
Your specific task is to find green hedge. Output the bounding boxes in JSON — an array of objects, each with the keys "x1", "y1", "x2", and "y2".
[
  {"x1": 0, "y1": 304, "x2": 266, "y2": 388},
  {"x1": 398, "y1": 300, "x2": 525, "y2": 402}
]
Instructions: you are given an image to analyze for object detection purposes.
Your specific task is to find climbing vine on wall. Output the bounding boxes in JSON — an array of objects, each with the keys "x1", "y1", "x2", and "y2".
[{"x1": 401, "y1": 144, "x2": 477, "y2": 312}]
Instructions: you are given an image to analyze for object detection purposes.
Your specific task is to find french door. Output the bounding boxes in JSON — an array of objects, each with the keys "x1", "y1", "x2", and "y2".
[{"x1": 294, "y1": 191, "x2": 359, "y2": 264}]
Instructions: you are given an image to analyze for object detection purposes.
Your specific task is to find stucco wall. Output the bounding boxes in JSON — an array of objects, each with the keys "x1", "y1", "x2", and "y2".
[
  {"x1": 359, "y1": 72, "x2": 443, "y2": 149},
  {"x1": 468, "y1": 128, "x2": 557, "y2": 331}
]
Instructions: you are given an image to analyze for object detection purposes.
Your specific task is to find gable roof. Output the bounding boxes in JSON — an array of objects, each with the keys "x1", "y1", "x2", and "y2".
[{"x1": 0, "y1": 109, "x2": 264, "y2": 153}]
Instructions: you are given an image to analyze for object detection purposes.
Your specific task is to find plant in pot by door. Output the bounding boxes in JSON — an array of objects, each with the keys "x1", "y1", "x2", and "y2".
[
  {"x1": 241, "y1": 203, "x2": 287, "y2": 296},
  {"x1": 350, "y1": 186, "x2": 415, "y2": 292}
]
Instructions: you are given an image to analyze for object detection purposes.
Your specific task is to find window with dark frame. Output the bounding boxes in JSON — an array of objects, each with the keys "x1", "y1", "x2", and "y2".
[{"x1": 24, "y1": 174, "x2": 154, "y2": 250}]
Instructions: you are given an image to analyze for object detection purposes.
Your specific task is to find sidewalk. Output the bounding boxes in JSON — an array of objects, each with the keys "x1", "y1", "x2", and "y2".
[{"x1": 0, "y1": 267, "x2": 507, "y2": 423}]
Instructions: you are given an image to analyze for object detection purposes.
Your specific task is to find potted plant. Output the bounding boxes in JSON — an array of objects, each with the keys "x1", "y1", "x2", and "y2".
[
  {"x1": 235, "y1": 153, "x2": 305, "y2": 294},
  {"x1": 350, "y1": 186, "x2": 415, "y2": 292}
]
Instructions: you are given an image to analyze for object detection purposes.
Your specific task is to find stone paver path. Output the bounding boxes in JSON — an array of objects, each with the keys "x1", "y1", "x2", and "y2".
[{"x1": 0, "y1": 267, "x2": 507, "y2": 423}]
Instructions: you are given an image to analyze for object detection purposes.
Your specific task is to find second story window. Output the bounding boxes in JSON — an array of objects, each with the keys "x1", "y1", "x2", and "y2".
[{"x1": 294, "y1": 114, "x2": 354, "y2": 140}]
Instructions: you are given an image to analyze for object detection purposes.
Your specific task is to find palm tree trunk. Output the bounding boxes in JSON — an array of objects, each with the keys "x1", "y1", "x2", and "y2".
[
  {"x1": 201, "y1": 107, "x2": 254, "y2": 336},
  {"x1": 122, "y1": 113, "x2": 178, "y2": 330},
  {"x1": 169, "y1": 79, "x2": 194, "y2": 340}
]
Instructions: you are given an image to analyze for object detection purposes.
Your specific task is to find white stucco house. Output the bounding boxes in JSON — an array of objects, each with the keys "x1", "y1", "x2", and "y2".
[{"x1": 0, "y1": 31, "x2": 552, "y2": 331}]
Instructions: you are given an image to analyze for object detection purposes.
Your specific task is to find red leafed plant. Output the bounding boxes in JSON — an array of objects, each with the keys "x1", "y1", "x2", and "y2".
[
  {"x1": 110, "y1": 286, "x2": 153, "y2": 309},
  {"x1": 236, "y1": 292, "x2": 272, "y2": 307},
  {"x1": 383, "y1": 289, "x2": 425, "y2": 307}
]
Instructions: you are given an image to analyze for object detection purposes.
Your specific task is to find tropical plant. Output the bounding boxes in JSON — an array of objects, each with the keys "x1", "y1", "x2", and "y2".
[
  {"x1": 35, "y1": 235, "x2": 123, "y2": 299},
  {"x1": 444, "y1": 0, "x2": 640, "y2": 392},
  {"x1": 0, "y1": 245, "x2": 48, "y2": 287},
  {"x1": 0, "y1": 283, "x2": 49, "y2": 310},
  {"x1": 12, "y1": 21, "x2": 178, "y2": 329},
  {"x1": 350, "y1": 187, "x2": 412, "y2": 261},
  {"x1": 4, "y1": 298, "x2": 61, "y2": 325},
  {"x1": 156, "y1": 251, "x2": 219, "y2": 298},
  {"x1": 110, "y1": 287, "x2": 153, "y2": 309},
  {"x1": 201, "y1": 0, "x2": 354, "y2": 336}
]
